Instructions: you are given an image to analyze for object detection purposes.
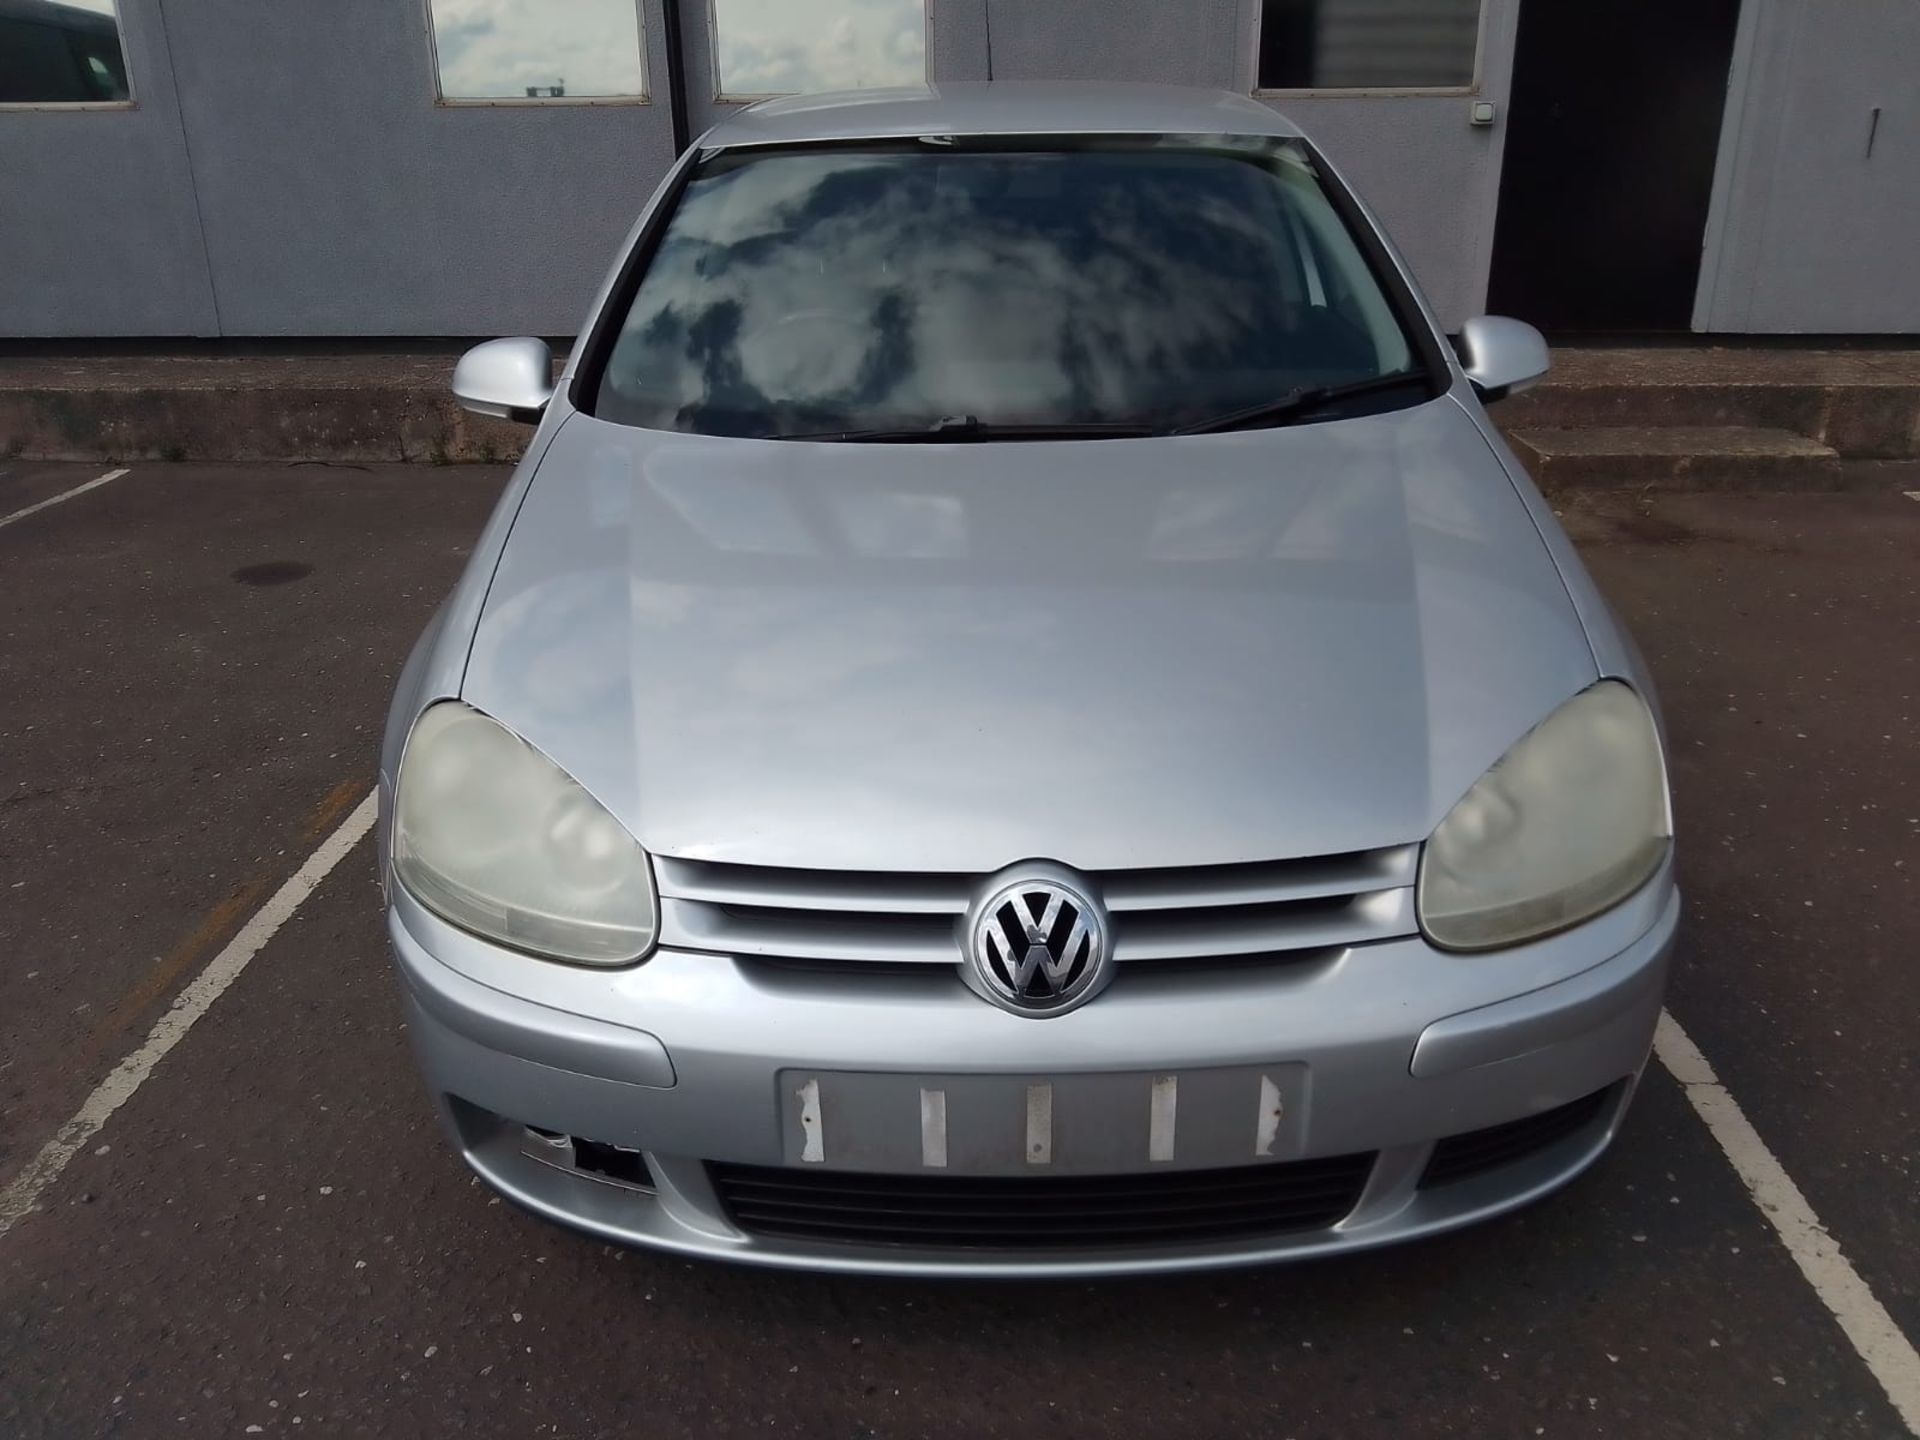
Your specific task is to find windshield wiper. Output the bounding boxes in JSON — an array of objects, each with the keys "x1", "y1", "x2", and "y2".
[
  {"x1": 774, "y1": 415, "x2": 1157, "y2": 443},
  {"x1": 1167, "y1": 370, "x2": 1432, "y2": 437}
]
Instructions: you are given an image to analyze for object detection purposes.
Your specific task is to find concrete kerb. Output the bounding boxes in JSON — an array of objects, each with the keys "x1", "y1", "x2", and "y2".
[
  {"x1": 0, "y1": 354, "x2": 533, "y2": 466},
  {"x1": 2, "y1": 347, "x2": 1918, "y2": 474}
]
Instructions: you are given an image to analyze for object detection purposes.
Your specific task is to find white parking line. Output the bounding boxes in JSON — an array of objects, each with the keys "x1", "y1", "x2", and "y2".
[
  {"x1": 1656, "y1": 1012, "x2": 1920, "y2": 1433},
  {"x1": 0, "y1": 791, "x2": 377, "y2": 1240},
  {"x1": 0, "y1": 467, "x2": 131, "y2": 530}
]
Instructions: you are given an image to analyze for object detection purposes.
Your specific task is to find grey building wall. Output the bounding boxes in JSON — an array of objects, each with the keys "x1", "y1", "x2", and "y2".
[
  {"x1": 979, "y1": 0, "x2": 1247, "y2": 85},
  {"x1": 3, "y1": 0, "x2": 678, "y2": 338},
  {"x1": 1695, "y1": 0, "x2": 1920, "y2": 333},
  {"x1": 1, "y1": 0, "x2": 1518, "y2": 339},
  {"x1": 0, "y1": 0, "x2": 216, "y2": 335},
  {"x1": 23, "y1": 0, "x2": 1907, "y2": 340},
  {"x1": 164, "y1": 0, "x2": 679, "y2": 337}
]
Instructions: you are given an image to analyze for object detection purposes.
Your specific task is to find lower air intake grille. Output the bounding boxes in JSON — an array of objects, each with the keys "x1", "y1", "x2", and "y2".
[
  {"x1": 710, "y1": 1154, "x2": 1376, "y2": 1249},
  {"x1": 1419, "y1": 1085, "x2": 1618, "y2": 1189}
]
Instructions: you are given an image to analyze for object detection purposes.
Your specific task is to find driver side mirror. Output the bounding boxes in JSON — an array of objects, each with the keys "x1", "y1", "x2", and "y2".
[
  {"x1": 1458, "y1": 316, "x2": 1551, "y2": 402},
  {"x1": 452, "y1": 337, "x2": 554, "y2": 424}
]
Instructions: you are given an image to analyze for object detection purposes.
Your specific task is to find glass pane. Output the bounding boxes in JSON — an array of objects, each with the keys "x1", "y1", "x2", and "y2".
[
  {"x1": 595, "y1": 139, "x2": 1420, "y2": 439},
  {"x1": 0, "y1": 0, "x2": 130, "y2": 104},
  {"x1": 1259, "y1": 0, "x2": 1480, "y2": 89},
  {"x1": 428, "y1": 0, "x2": 646, "y2": 100},
  {"x1": 712, "y1": 0, "x2": 925, "y2": 97}
]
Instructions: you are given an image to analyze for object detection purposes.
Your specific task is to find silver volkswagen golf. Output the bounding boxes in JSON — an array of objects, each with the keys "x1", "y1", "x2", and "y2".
[{"x1": 380, "y1": 83, "x2": 1677, "y2": 1276}]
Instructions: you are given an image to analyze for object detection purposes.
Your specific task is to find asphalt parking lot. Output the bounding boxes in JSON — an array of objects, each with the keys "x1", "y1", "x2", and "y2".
[{"x1": 1, "y1": 461, "x2": 1915, "y2": 1439}]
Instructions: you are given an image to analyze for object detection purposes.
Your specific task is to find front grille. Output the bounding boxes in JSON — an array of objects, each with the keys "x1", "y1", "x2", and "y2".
[
  {"x1": 710, "y1": 1154, "x2": 1377, "y2": 1249},
  {"x1": 1419, "y1": 1085, "x2": 1618, "y2": 1189},
  {"x1": 654, "y1": 847, "x2": 1417, "y2": 970}
]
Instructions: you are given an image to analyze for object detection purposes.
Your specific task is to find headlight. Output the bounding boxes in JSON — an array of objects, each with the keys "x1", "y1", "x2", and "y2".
[
  {"x1": 1418, "y1": 681, "x2": 1670, "y2": 951},
  {"x1": 393, "y1": 703, "x2": 657, "y2": 965}
]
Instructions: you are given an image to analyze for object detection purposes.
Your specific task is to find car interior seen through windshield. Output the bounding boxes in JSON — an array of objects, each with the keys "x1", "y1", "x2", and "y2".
[{"x1": 592, "y1": 136, "x2": 1431, "y2": 440}]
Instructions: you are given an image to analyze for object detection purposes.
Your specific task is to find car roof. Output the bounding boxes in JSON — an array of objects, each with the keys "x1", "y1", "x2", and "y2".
[{"x1": 701, "y1": 82, "x2": 1303, "y2": 150}]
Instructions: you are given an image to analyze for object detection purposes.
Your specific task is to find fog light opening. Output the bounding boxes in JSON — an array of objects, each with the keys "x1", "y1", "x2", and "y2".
[
  {"x1": 572, "y1": 1139, "x2": 654, "y2": 1191},
  {"x1": 517, "y1": 1124, "x2": 656, "y2": 1193}
]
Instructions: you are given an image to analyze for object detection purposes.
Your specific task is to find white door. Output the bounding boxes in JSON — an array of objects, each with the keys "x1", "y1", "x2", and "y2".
[{"x1": 1695, "y1": 0, "x2": 1920, "y2": 332}]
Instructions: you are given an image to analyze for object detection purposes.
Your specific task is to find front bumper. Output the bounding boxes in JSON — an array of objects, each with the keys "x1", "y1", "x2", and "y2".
[{"x1": 388, "y1": 872, "x2": 1677, "y2": 1277}]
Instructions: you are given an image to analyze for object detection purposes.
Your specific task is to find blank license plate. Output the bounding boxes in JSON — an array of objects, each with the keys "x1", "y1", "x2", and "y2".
[{"x1": 776, "y1": 1064, "x2": 1307, "y2": 1176}]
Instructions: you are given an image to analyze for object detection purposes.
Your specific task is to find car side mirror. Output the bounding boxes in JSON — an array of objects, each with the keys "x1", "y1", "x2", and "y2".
[
  {"x1": 452, "y1": 337, "x2": 554, "y2": 424},
  {"x1": 1458, "y1": 316, "x2": 1551, "y2": 402}
]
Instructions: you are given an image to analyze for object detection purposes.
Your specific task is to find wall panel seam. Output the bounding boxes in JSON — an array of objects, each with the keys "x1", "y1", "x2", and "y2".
[{"x1": 152, "y1": 0, "x2": 223, "y2": 337}]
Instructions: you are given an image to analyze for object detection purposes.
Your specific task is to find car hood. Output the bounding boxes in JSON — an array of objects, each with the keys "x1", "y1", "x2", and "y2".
[{"x1": 463, "y1": 397, "x2": 1596, "y2": 872}]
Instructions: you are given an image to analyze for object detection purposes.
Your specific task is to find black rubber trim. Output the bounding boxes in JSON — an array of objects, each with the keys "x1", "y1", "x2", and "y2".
[{"x1": 659, "y1": 0, "x2": 692, "y2": 156}]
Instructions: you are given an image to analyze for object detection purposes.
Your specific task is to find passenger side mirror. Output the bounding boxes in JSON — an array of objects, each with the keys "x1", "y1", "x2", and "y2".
[
  {"x1": 452, "y1": 337, "x2": 554, "y2": 424},
  {"x1": 1458, "y1": 316, "x2": 1551, "y2": 402}
]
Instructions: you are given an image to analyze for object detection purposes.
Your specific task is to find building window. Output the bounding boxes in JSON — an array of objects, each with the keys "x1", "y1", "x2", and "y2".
[
  {"x1": 426, "y1": 0, "x2": 647, "y2": 102},
  {"x1": 0, "y1": 0, "x2": 130, "y2": 105},
  {"x1": 711, "y1": 0, "x2": 926, "y2": 100},
  {"x1": 1258, "y1": 0, "x2": 1481, "y2": 91}
]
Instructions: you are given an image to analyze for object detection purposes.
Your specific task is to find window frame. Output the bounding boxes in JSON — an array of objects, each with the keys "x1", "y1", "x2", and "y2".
[
  {"x1": 705, "y1": 0, "x2": 931, "y2": 105},
  {"x1": 0, "y1": 0, "x2": 136, "y2": 112},
  {"x1": 1249, "y1": 0, "x2": 1488, "y2": 99},
  {"x1": 421, "y1": 0, "x2": 653, "y2": 108}
]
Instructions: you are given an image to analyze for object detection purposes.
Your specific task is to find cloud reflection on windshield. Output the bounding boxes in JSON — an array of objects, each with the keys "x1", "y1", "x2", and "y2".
[{"x1": 600, "y1": 145, "x2": 1410, "y2": 436}]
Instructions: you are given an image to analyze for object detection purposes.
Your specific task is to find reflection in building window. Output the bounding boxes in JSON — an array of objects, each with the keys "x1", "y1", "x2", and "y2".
[
  {"x1": 1259, "y1": 0, "x2": 1481, "y2": 90},
  {"x1": 426, "y1": 0, "x2": 647, "y2": 101},
  {"x1": 0, "y1": 0, "x2": 130, "y2": 104},
  {"x1": 712, "y1": 0, "x2": 925, "y2": 98}
]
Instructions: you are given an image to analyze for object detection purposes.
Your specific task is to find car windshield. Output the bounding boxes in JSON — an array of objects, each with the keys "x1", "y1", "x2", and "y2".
[{"x1": 591, "y1": 135, "x2": 1425, "y2": 439}]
